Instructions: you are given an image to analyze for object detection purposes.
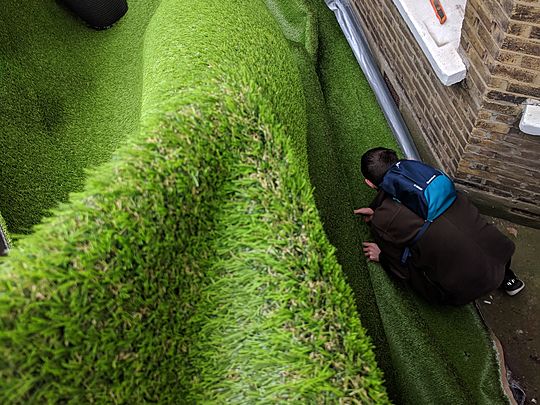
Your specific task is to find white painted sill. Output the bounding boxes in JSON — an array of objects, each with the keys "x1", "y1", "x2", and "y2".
[
  {"x1": 519, "y1": 100, "x2": 540, "y2": 136},
  {"x1": 391, "y1": 0, "x2": 467, "y2": 86}
]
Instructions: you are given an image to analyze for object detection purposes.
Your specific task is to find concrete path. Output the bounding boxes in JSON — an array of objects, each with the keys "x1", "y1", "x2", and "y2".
[{"x1": 477, "y1": 217, "x2": 539, "y2": 405}]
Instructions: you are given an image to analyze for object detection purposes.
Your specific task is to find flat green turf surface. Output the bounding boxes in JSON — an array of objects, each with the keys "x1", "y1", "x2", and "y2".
[
  {"x1": 267, "y1": 0, "x2": 509, "y2": 403},
  {"x1": 0, "y1": 0, "x2": 160, "y2": 234}
]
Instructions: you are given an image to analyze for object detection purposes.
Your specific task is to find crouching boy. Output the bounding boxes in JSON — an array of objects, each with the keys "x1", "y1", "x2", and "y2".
[{"x1": 355, "y1": 147, "x2": 524, "y2": 306}]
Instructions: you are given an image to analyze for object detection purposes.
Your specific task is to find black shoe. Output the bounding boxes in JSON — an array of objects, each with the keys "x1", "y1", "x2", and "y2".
[{"x1": 503, "y1": 277, "x2": 525, "y2": 296}]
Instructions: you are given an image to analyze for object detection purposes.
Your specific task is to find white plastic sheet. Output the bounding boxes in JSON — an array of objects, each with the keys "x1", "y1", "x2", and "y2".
[{"x1": 325, "y1": 0, "x2": 420, "y2": 160}]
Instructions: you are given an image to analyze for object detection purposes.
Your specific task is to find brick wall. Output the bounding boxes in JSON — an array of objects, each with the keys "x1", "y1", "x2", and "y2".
[
  {"x1": 349, "y1": 0, "x2": 540, "y2": 226},
  {"x1": 457, "y1": 0, "x2": 540, "y2": 224},
  {"x1": 350, "y1": 0, "x2": 476, "y2": 174}
]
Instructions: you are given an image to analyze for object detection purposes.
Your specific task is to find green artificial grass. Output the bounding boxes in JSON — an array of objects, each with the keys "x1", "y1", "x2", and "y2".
[
  {"x1": 266, "y1": 1, "x2": 509, "y2": 403},
  {"x1": 0, "y1": 0, "x2": 509, "y2": 402},
  {"x1": 0, "y1": 0, "x2": 160, "y2": 234},
  {"x1": 0, "y1": 0, "x2": 388, "y2": 402}
]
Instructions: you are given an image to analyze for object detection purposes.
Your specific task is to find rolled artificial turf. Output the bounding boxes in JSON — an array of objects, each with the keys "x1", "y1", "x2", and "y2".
[{"x1": 0, "y1": 0, "x2": 388, "y2": 402}]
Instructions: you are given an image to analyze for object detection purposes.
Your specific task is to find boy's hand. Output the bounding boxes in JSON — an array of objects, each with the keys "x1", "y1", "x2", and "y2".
[
  {"x1": 362, "y1": 242, "x2": 381, "y2": 262},
  {"x1": 353, "y1": 207, "x2": 374, "y2": 223}
]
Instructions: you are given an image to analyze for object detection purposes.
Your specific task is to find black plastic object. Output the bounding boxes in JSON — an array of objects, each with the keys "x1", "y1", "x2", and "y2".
[
  {"x1": 59, "y1": 0, "x2": 128, "y2": 30},
  {"x1": 0, "y1": 226, "x2": 8, "y2": 256}
]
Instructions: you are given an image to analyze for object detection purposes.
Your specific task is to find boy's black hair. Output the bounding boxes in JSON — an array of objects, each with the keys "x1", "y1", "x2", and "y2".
[{"x1": 361, "y1": 147, "x2": 399, "y2": 186}]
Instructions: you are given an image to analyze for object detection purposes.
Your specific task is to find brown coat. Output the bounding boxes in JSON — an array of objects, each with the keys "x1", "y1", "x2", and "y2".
[{"x1": 369, "y1": 190, "x2": 515, "y2": 305}]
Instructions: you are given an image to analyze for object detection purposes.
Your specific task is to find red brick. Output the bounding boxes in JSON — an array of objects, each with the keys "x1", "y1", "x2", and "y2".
[
  {"x1": 497, "y1": 50, "x2": 523, "y2": 65},
  {"x1": 493, "y1": 0, "x2": 516, "y2": 17},
  {"x1": 469, "y1": 0, "x2": 511, "y2": 30},
  {"x1": 477, "y1": 119, "x2": 511, "y2": 133},
  {"x1": 521, "y1": 55, "x2": 540, "y2": 70},
  {"x1": 511, "y1": 3, "x2": 540, "y2": 23},
  {"x1": 502, "y1": 35, "x2": 540, "y2": 56},
  {"x1": 486, "y1": 90, "x2": 527, "y2": 103},
  {"x1": 494, "y1": 113, "x2": 519, "y2": 124},
  {"x1": 531, "y1": 25, "x2": 540, "y2": 40},
  {"x1": 492, "y1": 64, "x2": 538, "y2": 83},
  {"x1": 507, "y1": 82, "x2": 540, "y2": 97},
  {"x1": 508, "y1": 21, "x2": 533, "y2": 37},
  {"x1": 483, "y1": 101, "x2": 522, "y2": 115}
]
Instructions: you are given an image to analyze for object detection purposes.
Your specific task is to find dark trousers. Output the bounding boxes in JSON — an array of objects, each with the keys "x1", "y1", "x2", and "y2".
[{"x1": 502, "y1": 260, "x2": 516, "y2": 286}]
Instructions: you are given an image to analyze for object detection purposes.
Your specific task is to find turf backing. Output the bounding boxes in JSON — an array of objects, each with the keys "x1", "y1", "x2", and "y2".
[
  {"x1": 0, "y1": 0, "x2": 160, "y2": 234},
  {"x1": 266, "y1": 0, "x2": 510, "y2": 403}
]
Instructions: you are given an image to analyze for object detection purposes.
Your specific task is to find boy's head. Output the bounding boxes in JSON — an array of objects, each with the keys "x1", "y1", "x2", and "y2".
[{"x1": 361, "y1": 147, "x2": 398, "y2": 187}]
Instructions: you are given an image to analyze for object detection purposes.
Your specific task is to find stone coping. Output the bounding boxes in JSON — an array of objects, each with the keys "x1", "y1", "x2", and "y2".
[
  {"x1": 391, "y1": 0, "x2": 467, "y2": 86},
  {"x1": 519, "y1": 100, "x2": 540, "y2": 136}
]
